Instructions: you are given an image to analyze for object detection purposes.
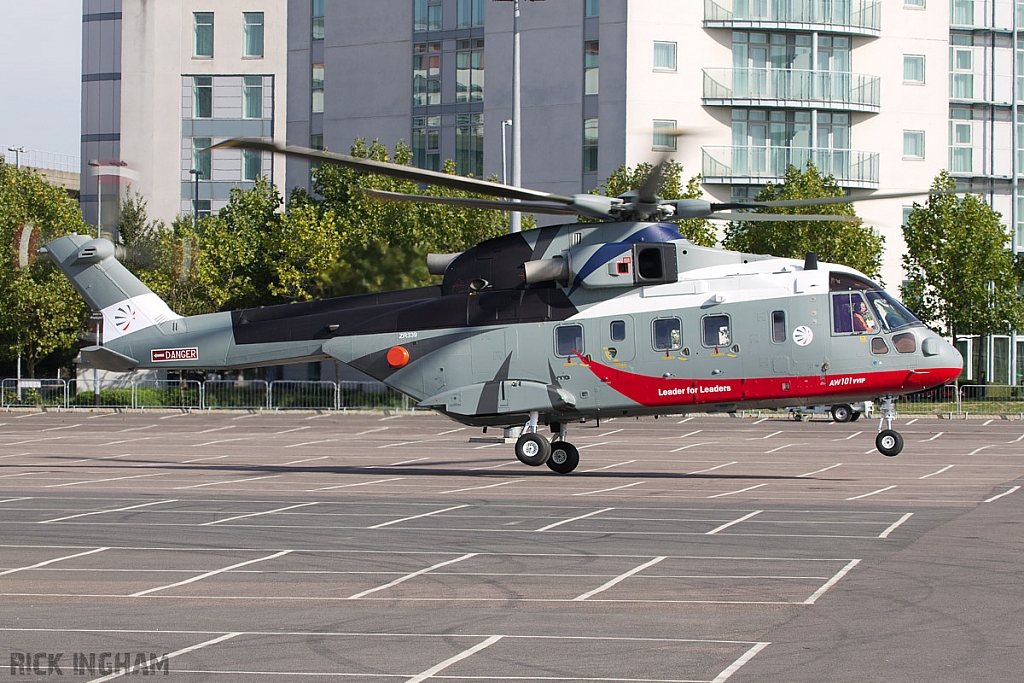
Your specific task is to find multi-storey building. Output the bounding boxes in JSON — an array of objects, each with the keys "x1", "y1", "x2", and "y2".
[
  {"x1": 81, "y1": 0, "x2": 288, "y2": 232},
  {"x1": 80, "y1": 0, "x2": 1023, "y2": 384}
]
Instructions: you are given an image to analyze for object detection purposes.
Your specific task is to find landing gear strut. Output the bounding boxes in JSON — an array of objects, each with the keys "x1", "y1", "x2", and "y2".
[
  {"x1": 512, "y1": 414, "x2": 580, "y2": 473},
  {"x1": 875, "y1": 395, "x2": 904, "y2": 457}
]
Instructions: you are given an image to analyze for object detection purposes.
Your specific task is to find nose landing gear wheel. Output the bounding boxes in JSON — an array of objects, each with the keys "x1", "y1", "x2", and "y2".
[
  {"x1": 876, "y1": 429, "x2": 904, "y2": 457},
  {"x1": 515, "y1": 432, "x2": 551, "y2": 466},
  {"x1": 546, "y1": 441, "x2": 580, "y2": 474}
]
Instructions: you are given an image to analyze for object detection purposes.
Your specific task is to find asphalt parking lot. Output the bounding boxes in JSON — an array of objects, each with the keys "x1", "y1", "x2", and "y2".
[{"x1": 1, "y1": 409, "x2": 1022, "y2": 682}]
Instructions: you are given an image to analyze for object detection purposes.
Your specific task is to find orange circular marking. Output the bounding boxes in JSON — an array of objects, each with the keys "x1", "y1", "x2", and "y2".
[{"x1": 386, "y1": 346, "x2": 410, "y2": 368}]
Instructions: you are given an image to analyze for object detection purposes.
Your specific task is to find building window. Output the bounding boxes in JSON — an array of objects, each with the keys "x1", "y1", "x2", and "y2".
[
  {"x1": 457, "y1": 0, "x2": 484, "y2": 28},
  {"x1": 312, "y1": 63, "x2": 324, "y2": 113},
  {"x1": 192, "y1": 137, "x2": 212, "y2": 181},
  {"x1": 950, "y1": 108, "x2": 972, "y2": 172},
  {"x1": 456, "y1": 113, "x2": 484, "y2": 178},
  {"x1": 193, "y1": 76, "x2": 212, "y2": 119},
  {"x1": 903, "y1": 55, "x2": 925, "y2": 84},
  {"x1": 312, "y1": 0, "x2": 324, "y2": 40},
  {"x1": 583, "y1": 118, "x2": 598, "y2": 173},
  {"x1": 413, "y1": 43, "x2": 441, "y2": 106},
  {"x1": 584, "y1": 41, "x2": 599, "y2": 95},
  {"x1": 653, "y1": 120, "x2": 677, "y2": 151},
  {"x1": 904, "y1": 0, "x2": 925, "y2": 6},
  {"x1": 243, "y1": 12, "x2": 264, "y2": 58},
  {"x1": 903, "y1": 130, "x2": 925, "y2": 159},
  {"x1": 242, "y1": 149, "x2": 261, "y2": 181},
  {"x1": 310, "y1": 134, "x2": 324, "y2": 150},
  {"x1": 456, "y1": 39, "x2": 484, "y2": 103},
  {"x1": 413, "y1": 115, "x2": 441, "y2": 171},
  {"x1": 654, "y1": 41, "x2": 677, "y2": 71},
  {"x1": 414, "y1": 0, "x2": 442, "y2": 32},
  {"x1": 951, "y1": 0, "x2": 974, "y2": 24},
  {"x1": 193, "y1": 12, "x2": 214, "y2": 58},
  {"x1": 585, "y1": 0, "x2": 599, "y2": 17},
  {"x1": 243, "y1": 76, "x2": 262, "y2": 119},
  {"x1": 950, "y1": 45, "x2": 973, "y2": 99}
]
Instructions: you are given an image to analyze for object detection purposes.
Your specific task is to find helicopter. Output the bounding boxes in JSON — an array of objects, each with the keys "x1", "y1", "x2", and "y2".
[{"x1": 40, "y1": 138, "x2": 963, "y2": 473}]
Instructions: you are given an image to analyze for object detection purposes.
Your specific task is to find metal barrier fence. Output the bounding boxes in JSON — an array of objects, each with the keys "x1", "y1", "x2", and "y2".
[
  {"x1": 2, "y1": 378, "x2": 410, "y2": 411},
  {"x1": 3, "y1": 379, "x2": 1023, "y2": 416}
]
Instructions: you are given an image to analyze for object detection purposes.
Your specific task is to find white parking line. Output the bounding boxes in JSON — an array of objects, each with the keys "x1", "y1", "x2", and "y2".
[
  {"x1": 675, "y1": 430, "x2": 703, "y2": 439},
  {"x1": 311, "y1": 477, "x2": 404, "y2": 491},
  {"x1": 403, "y1": 634, "x2": 503, "y2": 683},
  {"x1": 984, "y1": 486, "x2": 1021, "y2": 503},
  {"x1": 198, "y1": 426, "x2": 236, "y2": 434},
  {"x1": 0, "y1": 547, "x2": 109, "y2": 577},
  {"x1": 0, "y1": 497, "x2": 32, "y2": 504},
  {"x1": 273, "y1": 426, "x2": 310, "y2": 435},
  {"x1": 368, "y1": 504, "x2": 469, "y2": 529},
  {"x1": 919, "y1": 465, "x2": 953, "y2": 479},
  {"x1": 804, "y1": 559, "x2": 861, "y2": 604},
  {"x1": 573, "y1": 556, "x2": 666, "y2": 601},
  {"x1": 116, "y1": 425, "x2": 156, "y2": 432},
  {"x1": 348, "y1": 553, "x2": 477, "y2": 600},
  {"x1": 846, "y1": 485, "x2": 896, "y2": 501},
  {"x1": 708, "y1": 484, "x2": 766, "y2": 499},
  {"x1": 712, "y1": 642, "x2": 771, "y2": 683},
  {"x1": 355, "y1": 427, "x2": 389, "y2": 435},
  {"x1": 983, "y1": 419, "x2": 995, "y2": 426},
  {"x1": 39, "y1": 499, "x2": 176, "y2": 524},
  {"x1": 572, "y1": 482, "x2": 645, "y2": 496},
  {"x1": 130, "y1": 550, "x2": 292, "y2": 597},
  {"x1": 968, "y1": 445, "x2": 995, "y2": 456},
  {"x1": 750, "y1": 430, "x2": 782, "y2": 440},
  {"x1": 706, "y1": 510, "x2": 762, "y2": 536},
  {"x1": 40, "y1": 424, "x2": 82, "y2": 432},
  {"x1": 45, "y1": 473, "x2": 167, "y2": 489},
  {"x1": 688, "y1": 461, "x2": 735, "y2": 474},
  {"x1": 87, "y1": 632, "x2": 241, "y2": 683},
  {"x1": 439, "y1": 480, "x2": 523, "y2": 495},
  {"x1": 280, "y1": 456, "x2": 330, "y2": 465},
  {"x1": 179, "y1": 455, "x2": 230, "y2": 464},
  {"x1": 535, "y1": 507, "x2": 614, "y2": 532},
  {"x1": 283, "y1": 439, "x2": 336, "y2": 449},
  {"x1": 1007, "y1": 433, "x2": 1024, "y2": 444},
  {"x1": 765, "y1": 443, "x2": 802, "y2": 454},
  {"x1": 174, "y1": 474, "x2": 281, "y2": 490},
  {"x1": 580, "y1": 460, "x2": 635, "y2": 472},
  {"x1": 671, "y1": 442, "x2": 716, "y2": 453},
  {"x1": 832, "y1": 431, "x2": 863, "y2": 441},
  {"x1": 878, "y1": 513, "x2": 914, "y2": 539},
  {"x1": 920, "y1": 432, "x2": 945, "y2": 442},
  {"x1": 436, "y1": 427, "x2": 466, "y2": 436},
  {"x1": 192, "y1": 438, "x2": 246, "y2": 447},
  {"x1": 201, "y1": 502, "x2": 320, "y2": 526},
  {"x1": 596, "y1": 429, "x2": 624, "y2": 437},
  {"x1": 797, "y1": 463, "x2": 842, "y2": 478},
  {"x1": 905, "y1": 418, "x2": 919, "y2": 426}
]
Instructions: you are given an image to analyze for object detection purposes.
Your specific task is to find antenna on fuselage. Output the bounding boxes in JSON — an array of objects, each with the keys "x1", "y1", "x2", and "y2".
[{"x1": 804, "y1": 252, "x2": 818, "y2": 271}]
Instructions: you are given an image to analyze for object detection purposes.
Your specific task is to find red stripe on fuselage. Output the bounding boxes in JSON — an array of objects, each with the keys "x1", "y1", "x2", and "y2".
[{"x1": 577, "y1": 355, "x2": 961, "y2": 408}]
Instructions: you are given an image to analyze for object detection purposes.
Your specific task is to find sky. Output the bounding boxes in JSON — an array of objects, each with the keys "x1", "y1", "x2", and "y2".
[{"x1": 0, "y1": 1, "x2": 82, "y2": 162}]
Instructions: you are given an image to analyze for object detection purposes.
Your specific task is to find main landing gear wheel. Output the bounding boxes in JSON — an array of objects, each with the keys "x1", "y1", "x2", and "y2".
[
  {"x1": 831, "y1": 404, "x2": 853, "y2": 423},
  {"x1": 515, "y1": 432, "x2": 551, "y2": 466},
  {"x1": 876, "y1": 429, "x2": 904, "y2": 457},
  {"x1": 546, "y1": 441, "x2": 580, "y2": 474}
]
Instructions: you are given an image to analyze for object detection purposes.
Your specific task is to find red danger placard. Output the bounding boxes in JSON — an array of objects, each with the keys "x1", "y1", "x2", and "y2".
[{"x1": 151, "y1": 347, "x2": 199, "y2": 362}]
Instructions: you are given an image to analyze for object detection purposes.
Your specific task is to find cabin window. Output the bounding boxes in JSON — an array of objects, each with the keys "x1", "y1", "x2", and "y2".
[
  {"x1": 871, "y1": 338, "x2": 889, "y2": 354},
  {"x1": 610, "y1": 320, "x2": 626, "y2": 342},
  {"x1": 771, "y1": 310, "x2": 786, "y2": 343},
  {"x1": 652, "y1": 318, "x2": 682, "y2": 351},
  {"x1": 555, "y1": 324, "x2": 584, "y2": 357},
  {"x1": 702, "y1": 314, "x2": 731, "y2": 347},
  {"x1": 832, "y1": 292, "x2": 876, "y2": 334},
  {"x1": 893, "y1": 332, "x2": 917, "y2": 354}
]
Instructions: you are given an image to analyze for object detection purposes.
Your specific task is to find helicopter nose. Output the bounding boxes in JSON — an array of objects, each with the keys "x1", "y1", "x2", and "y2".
[{"x1": 908, "y1": 334, "x2": 963, "y2": 389}]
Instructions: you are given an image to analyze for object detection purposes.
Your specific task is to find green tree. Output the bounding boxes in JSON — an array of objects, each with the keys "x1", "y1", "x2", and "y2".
[
  {"x1": 591, "y1": 160, "x2": 717, "y2": 247},
  {"x1": 722, "y1": 163, "x2": 884, "y2": 280},
  {"x1": 116, "y1": 187, "x2": 165, "y2": 272},
  {"x1": 301, "y1": 139, "x2": 518, "y2": 296},
  {"x1": 0, "y1": 158, "x2": 90, "y2": 377},
  {"x1": 901, "y1": 171, "x2": 1024, "y2": 379}
]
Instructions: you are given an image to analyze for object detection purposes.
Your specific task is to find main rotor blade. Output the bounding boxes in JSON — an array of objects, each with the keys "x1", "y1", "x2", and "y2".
[
  {"x1": 706, "y1": 212, "x2": 862, "y2": 222},
  {"x1": 363, "y1": 189, "x2": 580, "y2": 215},
  {"x1": 713, "y1": 189, "x2": 954, "y2": 211},
  {"x1": 212, "y1": 137, "x2": 572, "y2": 204}
]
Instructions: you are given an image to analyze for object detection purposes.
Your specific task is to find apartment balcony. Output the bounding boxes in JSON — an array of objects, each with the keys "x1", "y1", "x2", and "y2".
[
  {"x1": 703, "y1": 68, "x2": 880, "y2": 112},
  {"x1": 702, "y1": 146, "x2": 880, "y2": 188},
  {"x1": 704, "y1": 0, "x2": 881, "y2": 36}
]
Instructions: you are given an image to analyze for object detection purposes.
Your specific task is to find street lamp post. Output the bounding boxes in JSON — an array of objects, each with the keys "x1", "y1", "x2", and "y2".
[
  {"x1": 88, "y1": 160, "x2": 103, "y2": 239},
  {"x1": 6, "y1": 146, "x2": 26, "y2": 169},
  {"x1": 500, "y1": 119, "x2": 512, "y2": 185},
  {"x1": 189, "y1": 169, "x2": 202, "y2": 228}
]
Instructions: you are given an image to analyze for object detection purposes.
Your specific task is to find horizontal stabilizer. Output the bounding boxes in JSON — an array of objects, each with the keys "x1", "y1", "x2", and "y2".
[{"x1": 78, "y1": 346, "x2": 140, "y2": 372}]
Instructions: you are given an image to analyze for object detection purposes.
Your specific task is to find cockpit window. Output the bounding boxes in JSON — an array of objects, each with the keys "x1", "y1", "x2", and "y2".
[
  {"x1": 829, "y1": 271, "x2": 922, "y2": 333},
  {"x1": 865, "y1": 292, "x2": 920, "y2": 332}
]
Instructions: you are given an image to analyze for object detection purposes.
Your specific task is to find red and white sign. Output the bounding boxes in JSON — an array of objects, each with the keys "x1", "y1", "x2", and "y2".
[{"x1": 151, "y1": 347, "x2": 199, "y2": 362}]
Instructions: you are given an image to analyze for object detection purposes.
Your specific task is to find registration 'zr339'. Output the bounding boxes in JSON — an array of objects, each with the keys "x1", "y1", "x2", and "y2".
[{"x1": 398, "y1": 332, "x2": 418, "y2": 339}]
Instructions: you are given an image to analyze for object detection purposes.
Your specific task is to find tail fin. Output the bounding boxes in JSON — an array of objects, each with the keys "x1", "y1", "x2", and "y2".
[{"x1": 39, "y1": 234, "x2": 180, "y2": 343}]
